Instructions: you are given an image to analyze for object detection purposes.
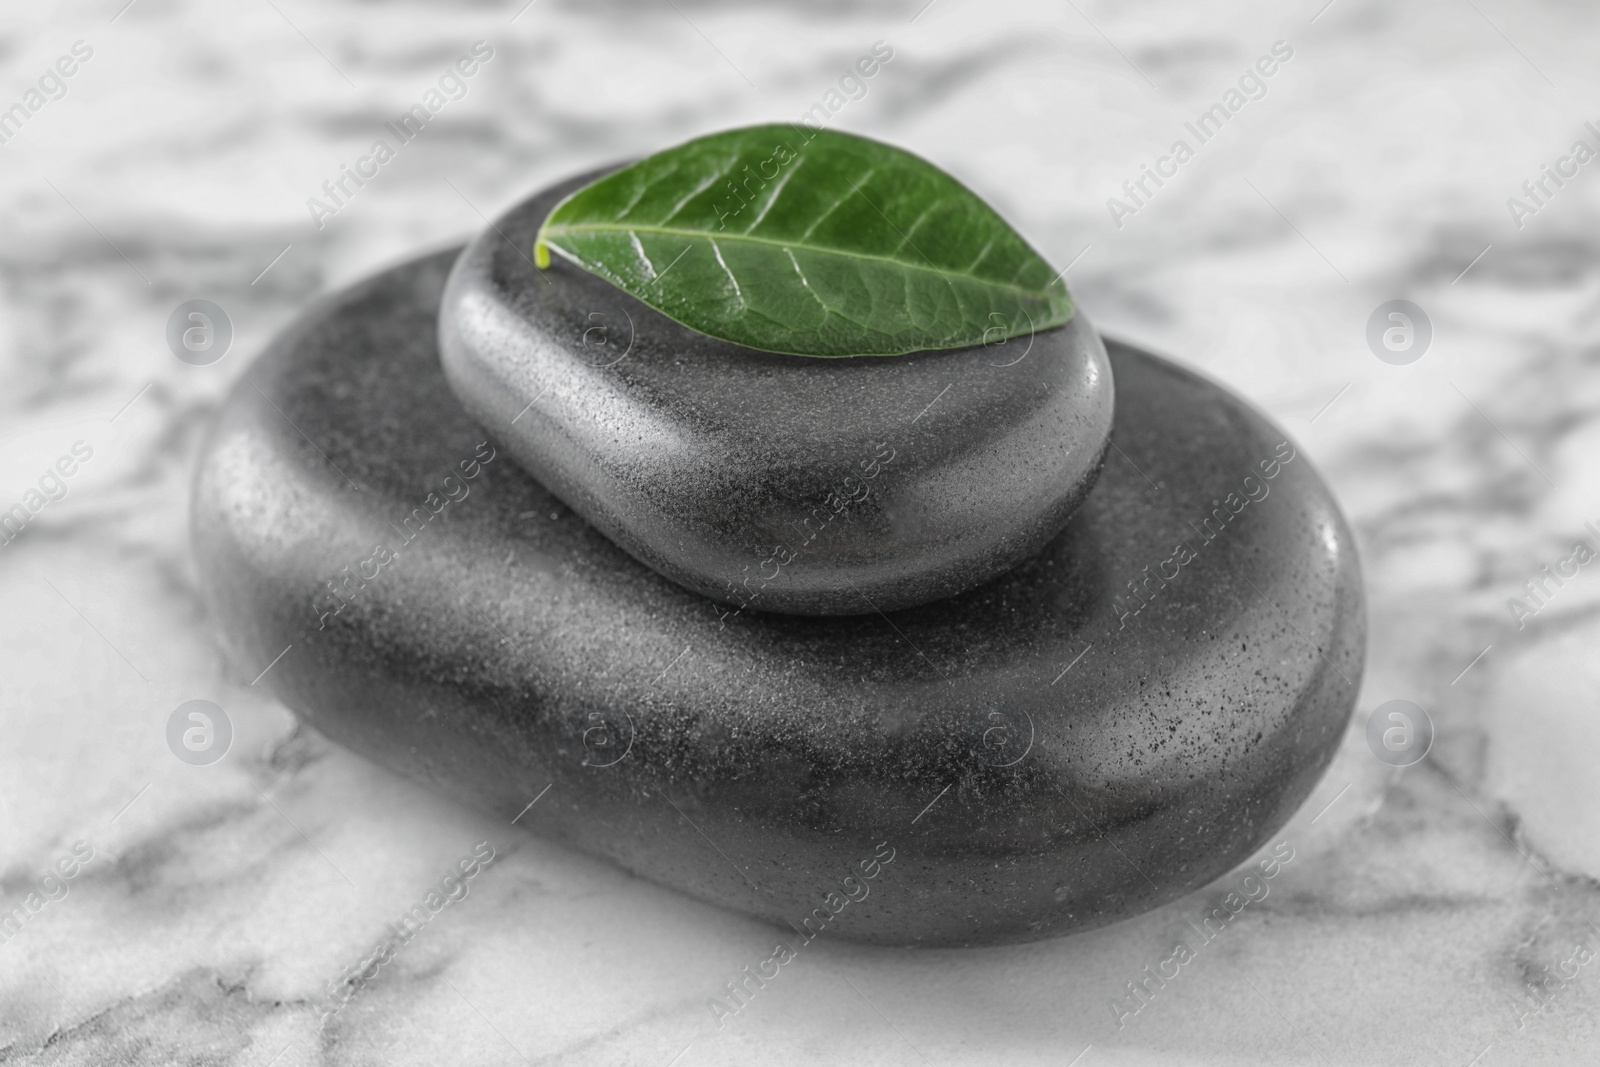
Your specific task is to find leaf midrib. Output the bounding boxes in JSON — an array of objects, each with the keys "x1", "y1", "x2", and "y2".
[{"x1": 540, "y1": 221, "x2": 1061, "y2": 301}]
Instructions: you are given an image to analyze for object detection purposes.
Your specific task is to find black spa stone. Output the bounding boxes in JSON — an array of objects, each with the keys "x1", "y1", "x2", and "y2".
[
  {"x1": 191, "y1": 250, "x2": 1365, "y2": 948},
  {"x1": 437, "y1": 170, "x2": 1114, "y2": 616}
]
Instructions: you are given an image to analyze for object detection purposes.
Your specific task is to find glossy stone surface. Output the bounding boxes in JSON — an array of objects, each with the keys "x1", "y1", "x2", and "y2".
[
  {"x1": 192, "y1": 250, "x2": 1365, "y2": 948},
  {"x1": 437, "y1": 170, "x2": 1114, "y2": 616}
]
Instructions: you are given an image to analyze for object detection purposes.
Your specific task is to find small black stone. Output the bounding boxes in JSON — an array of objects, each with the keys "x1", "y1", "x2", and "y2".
[
  {"x1": 437, "y1": 170, "x2": 1114, "y2": 615},
  {"x1": 192, "y1": 250, "x2": 1364, "y2": 947}
]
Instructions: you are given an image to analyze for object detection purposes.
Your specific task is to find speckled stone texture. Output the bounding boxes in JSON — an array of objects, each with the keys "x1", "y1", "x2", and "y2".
[
  {"x1": 191, "y1": 250, "x2": 1364, "y2": 947},
  {"x1": 437, "y1": 171, "x2": 1114, "y2": 616}
]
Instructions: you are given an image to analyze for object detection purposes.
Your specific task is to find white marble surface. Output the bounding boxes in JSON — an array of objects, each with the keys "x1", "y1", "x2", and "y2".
[{"x1": 3, "y1": 0, "x2": 1600, "y2": 1063}]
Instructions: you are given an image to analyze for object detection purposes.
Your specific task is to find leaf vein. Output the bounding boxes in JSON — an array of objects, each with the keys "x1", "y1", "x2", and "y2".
[
  {"x1": 543, "y1": 223, "x2": 1055, "y2": 300},
  {"x1": 659, "y1": 164, "x2": 734, "y2": 225},
  {"x1": 783, "y1": 247, "x2": 828, "y2": 314},
  {"x1": 797, "y1": 164, "x2": 876, "y2": 242},
  {"x1": 707, "y1": 238, "x2": 746, "y2": 313},
  {"x1": 745, "y1": 157, "x2": 803, "y2": 232}
]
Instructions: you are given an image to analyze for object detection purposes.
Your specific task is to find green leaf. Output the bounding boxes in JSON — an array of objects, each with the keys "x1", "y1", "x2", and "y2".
[{"x1": 533, "y1": 124, "x2": 1074, "y2": 357}]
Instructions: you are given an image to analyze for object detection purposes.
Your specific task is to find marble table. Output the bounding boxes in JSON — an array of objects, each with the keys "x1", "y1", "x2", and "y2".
[{"x1": 3, "y1": 0, "x2": 1599, "y2": 1063}]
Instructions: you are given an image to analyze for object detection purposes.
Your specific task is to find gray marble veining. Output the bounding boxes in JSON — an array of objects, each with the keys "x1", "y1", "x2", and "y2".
[{"x1": 4, "y1": 0, "x2": 1600, "y2": 1063}]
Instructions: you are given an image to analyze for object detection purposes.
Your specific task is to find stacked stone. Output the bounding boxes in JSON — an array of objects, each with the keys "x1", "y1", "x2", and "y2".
[{"x1": 192, "y1": 171, "x2": 1364, "y2": 947}]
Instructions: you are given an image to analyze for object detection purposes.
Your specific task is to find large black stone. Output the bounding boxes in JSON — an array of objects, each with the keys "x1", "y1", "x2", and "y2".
[
  {"x1": 437, "y1": 171, "x2": 1113, "y2": 616},
  {"x1": 191, "y1": 250, "x2": 1364, "y2": 947}
]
